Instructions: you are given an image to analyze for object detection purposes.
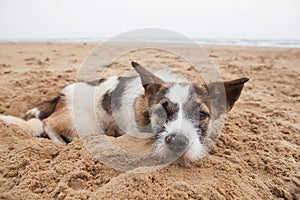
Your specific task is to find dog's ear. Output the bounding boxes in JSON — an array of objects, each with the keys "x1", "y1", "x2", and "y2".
[
  {"x1": 131, "y1": 61, "x2": 163, "y2": 87},
  {"x1": 209, "y1": 78, "x2": 249, "y2": 112},
  {"x1": 223, "y1": 78, "x2": 249, "y2": 111},
  {"x1": 131, "y1": 61, "x2": 164, "y2": 95}
]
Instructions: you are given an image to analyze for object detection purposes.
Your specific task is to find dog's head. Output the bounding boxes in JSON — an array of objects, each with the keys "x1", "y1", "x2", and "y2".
[{"x1": 132, "y1": 61, "x2": 248, "y2": 162}]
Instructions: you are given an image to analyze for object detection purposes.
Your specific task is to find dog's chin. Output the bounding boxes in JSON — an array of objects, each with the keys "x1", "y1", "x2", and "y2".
[
  {"x1": 161, "y1": 151, "x2": 195, "y2": 167},
  {"x1": 174, "y1": 149, "x2": 209, "y2": 167},
  {"x1": 175, "y1": 155, "x2": 193, "y2": 167},
  {"x1": 154, "y1": 146, "x2": 196, "y2": 167}
]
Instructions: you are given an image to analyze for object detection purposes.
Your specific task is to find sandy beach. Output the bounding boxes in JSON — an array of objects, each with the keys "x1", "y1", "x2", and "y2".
[{"x1": 0, "y1": 42, "x2": 299, "y2": 199}]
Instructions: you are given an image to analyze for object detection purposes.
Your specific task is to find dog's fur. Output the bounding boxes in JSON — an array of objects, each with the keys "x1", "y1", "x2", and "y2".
[{"x1": 0, "y1": 62, "x2": 248, "y2": 162}]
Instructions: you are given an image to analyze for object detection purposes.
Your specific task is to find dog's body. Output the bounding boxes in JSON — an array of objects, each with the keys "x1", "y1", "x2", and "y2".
[{"x1": 0, "y1": 62, "x2": 248, "y2": 162}]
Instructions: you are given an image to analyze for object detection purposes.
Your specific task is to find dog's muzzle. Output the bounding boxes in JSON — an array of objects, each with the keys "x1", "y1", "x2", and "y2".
[{"x1": 165, "y1": 132, "x2": 189, "y2": 153}]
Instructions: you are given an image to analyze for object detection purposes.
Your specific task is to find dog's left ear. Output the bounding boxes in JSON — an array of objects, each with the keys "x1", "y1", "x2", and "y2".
[
  {"x1": 209, "y1": 78, "x2": 249, "y2": 112},
  {"x1": 131, "y1": 61, "x2": 163, "y2": 87},
  {"x1": 131, "y1": 61, "x2": 164, "y2": 96}
]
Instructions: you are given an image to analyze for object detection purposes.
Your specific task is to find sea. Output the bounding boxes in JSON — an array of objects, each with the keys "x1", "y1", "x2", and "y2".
[{"x1": 1, "y1": 37, "x2": 300, "y2": 48}]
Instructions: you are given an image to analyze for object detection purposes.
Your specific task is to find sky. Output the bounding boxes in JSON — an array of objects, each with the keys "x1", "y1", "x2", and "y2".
[{"x1": 0, "y1": 0, "x2": 299, "y2": 40}]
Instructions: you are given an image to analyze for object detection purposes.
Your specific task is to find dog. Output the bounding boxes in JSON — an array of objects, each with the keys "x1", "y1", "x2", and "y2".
[{"x1": 0, "y1": 61, "x2": 248, "y2": 162}]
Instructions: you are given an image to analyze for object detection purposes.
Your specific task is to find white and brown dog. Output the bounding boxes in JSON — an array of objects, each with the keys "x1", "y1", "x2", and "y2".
[{"x1": 0, "y1": 62, "x2": 248, "y2": 162}]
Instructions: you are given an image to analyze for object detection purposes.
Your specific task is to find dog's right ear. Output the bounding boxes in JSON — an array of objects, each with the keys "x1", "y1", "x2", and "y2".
[
  {"x1": 131, "y1": 61, "x2": 164, "y2": 96},
  {"x1": 208, "y1": 77, "x2": 249, "y2": 113}
]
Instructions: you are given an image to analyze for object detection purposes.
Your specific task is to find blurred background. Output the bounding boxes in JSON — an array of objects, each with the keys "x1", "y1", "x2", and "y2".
[{"x1": 0, "y1": 0, "x2": 299, "y2": 46}]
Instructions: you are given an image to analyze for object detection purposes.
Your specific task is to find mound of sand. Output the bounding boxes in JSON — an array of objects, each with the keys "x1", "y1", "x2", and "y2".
[{"x1": 0, "y1": 43, "x2": 299, "y2": 199}]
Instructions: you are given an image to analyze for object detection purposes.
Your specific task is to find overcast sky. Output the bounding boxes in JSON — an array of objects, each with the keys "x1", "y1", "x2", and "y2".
[{"x1": 0, "y1": 0, "x2": 299, "y2": 40}]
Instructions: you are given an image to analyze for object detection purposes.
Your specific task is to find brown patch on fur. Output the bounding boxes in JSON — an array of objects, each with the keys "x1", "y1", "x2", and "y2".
[
  {"x1": 102, "y1": 92, "x2": 112, "y2": 115},
  {"x1": 192, "y1": 84, "x2": 211, "y2": 108},
  {"x1": 134, "y1": 94, "x2": 150, "y2": 128},
  {"x1": 54, "y1": 97, "x2": 67, "y2": 111},
  {"x1": 145, "y1": 84, "x2": 171, "y2": 106},
  {"x1": 43, "y1": 106, "x2": 76, "y2": 141},
  {"x1": 161, "y1": 98, "x2": 179, "y2": 120}
]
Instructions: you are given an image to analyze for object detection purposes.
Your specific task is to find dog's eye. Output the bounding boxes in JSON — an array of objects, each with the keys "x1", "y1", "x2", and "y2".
[
  {"x1": 161, "y1": 99, "x2": 170, "y2": 110},
  {"x1": 199, "y1": 111, "x2": 209, "y2": 120}
]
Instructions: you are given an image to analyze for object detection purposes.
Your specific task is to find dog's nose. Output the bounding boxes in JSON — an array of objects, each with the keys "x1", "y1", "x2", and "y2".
[{"x1": 165, "y1": 133, "x2": 189, "y2": 153}]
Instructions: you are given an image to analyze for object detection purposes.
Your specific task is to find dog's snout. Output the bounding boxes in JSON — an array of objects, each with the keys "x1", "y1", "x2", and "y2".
[{"x1": 165, "y1": 133, "x2": 189, "y2": 153}]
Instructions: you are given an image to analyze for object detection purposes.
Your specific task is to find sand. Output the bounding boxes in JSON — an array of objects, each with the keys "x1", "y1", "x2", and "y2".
[{"x1": 0, "y1": 42, "x2": 299, "y2": 199}]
